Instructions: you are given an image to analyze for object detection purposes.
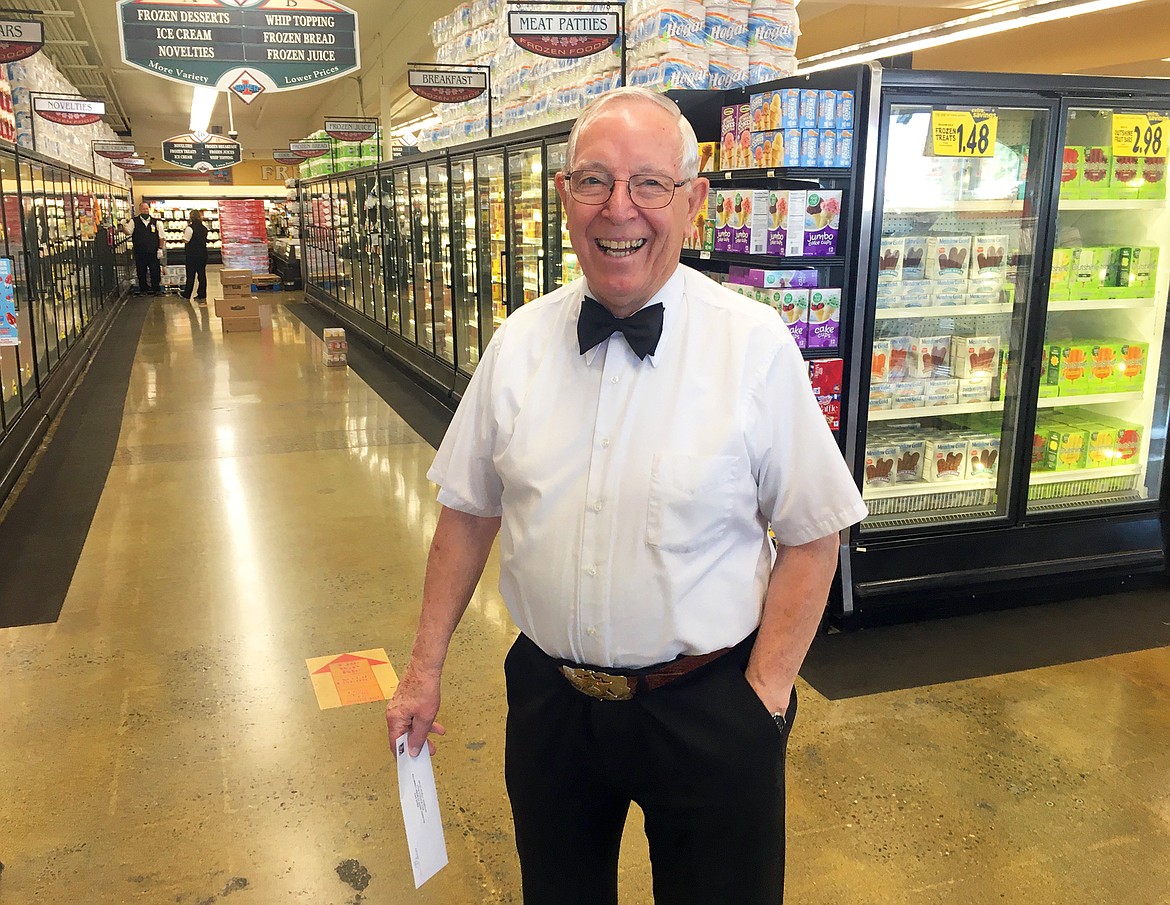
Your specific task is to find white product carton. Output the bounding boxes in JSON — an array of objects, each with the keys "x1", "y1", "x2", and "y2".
[
  {"x1": 951, "y1": 334, "x2": 1001, "y2": 379},
  {"x1": 925, "y1": 235, "x2": 973, "y2": 281},
  {"x1": 924, "y1": 438, "x2": 970, "y2": 482}
]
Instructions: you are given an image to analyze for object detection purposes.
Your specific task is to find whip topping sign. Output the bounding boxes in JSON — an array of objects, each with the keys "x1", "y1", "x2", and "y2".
[
  {"x1": 162, "y1": 131, "x2": 242, "y2": 172},
  {"x1": 118, "y1": 0, "x2": 359, "y2": 93},
  {"x1": 0, "y1": 18, "x2": 44, "y2": 63},
  {"x1": 408, "y1": 69, "x2": 487, "y2": 103},
  {"x1": 508, "y1": 12, "x2": 619, "y2": 58},
  {"x1": 34, "y1": 97, "x2": 106, "y2": 126}
]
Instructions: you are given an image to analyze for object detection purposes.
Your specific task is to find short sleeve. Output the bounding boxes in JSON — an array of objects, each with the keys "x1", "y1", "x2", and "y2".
[
  {"x1": 427, "y1": 326, "x2": 507, "y2": 517},
  {"x1": 747, "y1": 338, "x2": 868, "y2": 546}
]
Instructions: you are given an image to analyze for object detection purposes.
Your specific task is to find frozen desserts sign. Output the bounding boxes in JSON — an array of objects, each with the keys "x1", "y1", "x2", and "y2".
[
  {"x1": 508, "y1": 9, "x2": 619, "y2": 58},
  {"x1": 118, "y1": 0, "x2": 359, "y2": 94},
  {"x1": 0, "y1": 18, "x2": 44, "y2": 63},
  {"x1": 162, "y1": 131, "x2": 242, "y2": 172}
]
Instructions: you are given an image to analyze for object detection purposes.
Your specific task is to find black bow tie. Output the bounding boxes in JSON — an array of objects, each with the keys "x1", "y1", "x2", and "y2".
[{"x1": 577, "y1": 296, "x2": 664, "y2": 360}]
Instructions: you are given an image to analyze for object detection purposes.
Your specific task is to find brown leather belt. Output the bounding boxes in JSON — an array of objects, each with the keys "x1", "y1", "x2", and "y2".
[{"x1": 559, "y1": 646, "x2": 733, "y2": 701}]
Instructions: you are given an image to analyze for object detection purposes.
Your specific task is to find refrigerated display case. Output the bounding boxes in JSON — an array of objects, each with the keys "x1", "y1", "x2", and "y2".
[
  {"x1": 451, "y1": 156, "x2": 480, "y2": 374},
  {"x1": 509, "y1": 145, "x2": 544, "y2": 307},
  {"x1": 427, "y1": 160, "x2": 454, "y2": 363},
  {"x1": 409, "y1": 165, "x2": 434, "y2": 353},
  {"x1": 476, "y1": 152, "x2": 507, "y2": 336},
  {"x1": 393, "y1": 168, "x2": 416, "y2": 343},
  {"x1": 545, "y1": 141, "x2": 580, "y2": 289}
]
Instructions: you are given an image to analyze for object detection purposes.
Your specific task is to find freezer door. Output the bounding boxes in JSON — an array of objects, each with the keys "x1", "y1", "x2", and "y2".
[
  {"x1": 858, "y1": 101, "x2": 1050, "y2": 533},
  {"x1": 1026, "y1": 104, "x2": 1170, "y2": 515},
  {"x1": 507, "y1": 145, "x2": 544, "y2": 310},
  {"x1": 475, "y1": 152, "x2": 507, "y2": 349}
]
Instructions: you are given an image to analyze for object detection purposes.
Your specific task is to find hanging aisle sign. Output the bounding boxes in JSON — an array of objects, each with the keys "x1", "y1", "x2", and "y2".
[
  {"x1": 1111, "y1": 112, "x2": 1168, "y2": 158},
  {"x1": 408, "y1": 69, "x2": 487, "y2": 103},
  {"x1": 33, "y1": 96, "x2": 106, "y2": 126},
  {"x1": 0, "y1": 18, "x2": 44, "y2": 63},
  {"x1": 324, "y1": 118, "x2": 378, "y2": 142},
  {"x1": 93, "y1": 141, "x2": 137, "y2": 160},
  {"x1": 117, "y1": 0, "x2": 359, "y2": 94},
  {"x1": 162, "y1": 131, "x2": 242, "y2": 172},
  {"x1": 273, "y1": 148, "x2": 303, "y2": 165},
  {"x1": 113, "y1": 157, "x2": 146, "y2": 169},
  {"x1": 507, "y1": 9, "x2": 619, "y2": 58},
  {"x1": 930, "y1": 108, "x2": 998, "y2": 158},
  {"x1": 290, "y1": 140, "x2": 331, "y2": 158},
  {"x1": 0, "y1": 257, "x2": 17, "y2": 347}
]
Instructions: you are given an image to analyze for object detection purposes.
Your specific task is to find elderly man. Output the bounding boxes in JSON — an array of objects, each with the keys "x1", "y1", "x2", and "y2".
[
  {"x1": 127, "y1": 201, "x2": 163, "y2": 296},
  {"x1": 386, "y1": 87, "x2": 866, "y2": 904}
]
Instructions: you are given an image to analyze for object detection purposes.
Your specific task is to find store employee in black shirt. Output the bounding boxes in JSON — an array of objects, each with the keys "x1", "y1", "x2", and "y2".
[
  {"x1": 127, "y1": 202, "x2": 163, "y2": 295},
  {"x1": 182, "y1": 209, "x2": 209, "y2": 302}
]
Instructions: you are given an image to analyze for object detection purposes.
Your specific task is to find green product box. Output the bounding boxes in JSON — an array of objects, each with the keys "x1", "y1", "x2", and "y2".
[
  {"x1": 1093, "y1": 415, "x2": 1144, "y2": 464},
  {"x1": 1115, "y1": 339, "x2": 1149, "y2": 391},
  {"x1": 1048, "y1": 247, "x2": 1074, "y2": 300},
  {"x1": 1059, "y1": 147, "x2": 1083, "y2": 199},
  {"x1": 1138, "y1": 156, "x2": 1167, "y2": 200},
  {"x1": 1085, "y1": 338, "x2": 1122, "y2": 393},
  {"x1": 1081, "y1": 147, "x2": 1112, "y2": 199},
  {"x1": 1108, "y1": 246, "x2": 1136, "y2": 298},
  {"x1": 1109, "y1": 154, "x2": 1143, "y2": 199},
  {"x1": 1038, "y1": 382, "x2": 1060, "y2": 398},
  {"x1": 1043, "y1": 425, "x2": 1088, "y2": 472},
  {"x1": 1067, "y1": 247, "x2": 1107, "y2": 299},
  {"x1": 1084, "y1": 423, "x2": 1120, "y2": 468},
  {"x1": 1046, "y1": 341, "x2": 1093, "y2": 395},
  {"x1": 1121, "y1": 246, "x2": 1158, "y2": 297}
]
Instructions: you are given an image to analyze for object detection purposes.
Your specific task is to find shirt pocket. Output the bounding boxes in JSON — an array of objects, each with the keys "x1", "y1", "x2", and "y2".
[{"x1": 646, "y1": 454, "x2": 740, "y2": 553}]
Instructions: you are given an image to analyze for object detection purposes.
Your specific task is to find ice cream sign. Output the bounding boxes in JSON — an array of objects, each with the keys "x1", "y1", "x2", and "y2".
[
  {"x1": 118, "y1": 0, "x2": 359, "y2": 94},
  {"x1": 930, "y1": 108, "x2": 999, "y2": 158},
  {"x1": 0, "y1": 257, "x2": 18, "y2": 347},
  {"x1": 508, "y1": 10, "x2": 620, "y2": 58}
]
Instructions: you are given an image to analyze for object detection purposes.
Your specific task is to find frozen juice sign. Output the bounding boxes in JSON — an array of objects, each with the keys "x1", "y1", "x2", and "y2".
[
  {"x1": 508, "y1": 10, "x2": 619, "y2": 58},
  {"x1": 118, "y1": 0, "x2": 359, "y2": 93},
  {"x1": 0, "y1": 257, "x2": 17, "y2": 347}
]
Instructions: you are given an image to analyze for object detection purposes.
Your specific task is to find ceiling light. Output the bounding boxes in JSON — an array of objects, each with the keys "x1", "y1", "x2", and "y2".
[
  {"x1": 797, "y1": 0, "x2": 1150, "y2": 74},
  {"x1": 390, "y1": 114, "x2": 441, "y2": 139},
  {"x1": 189, "y1": 87, "x2": 219, "y2": 133}
]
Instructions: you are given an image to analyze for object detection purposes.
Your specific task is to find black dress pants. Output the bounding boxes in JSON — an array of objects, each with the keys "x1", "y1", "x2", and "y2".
[
  {"x1": 183, "y1": 254, "x2": 207, "y2": 299},
  {"x1": 135, "y1": 250, "x2": 160, "y2": 294},
  {"x1": 504, "y1": 633, "x2": 796, "y2": 905}
]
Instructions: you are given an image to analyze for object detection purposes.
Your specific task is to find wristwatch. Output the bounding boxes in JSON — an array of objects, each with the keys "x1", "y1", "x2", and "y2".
[{"x1": 771, "y1": 711, "x2": 787, "y2": 732}]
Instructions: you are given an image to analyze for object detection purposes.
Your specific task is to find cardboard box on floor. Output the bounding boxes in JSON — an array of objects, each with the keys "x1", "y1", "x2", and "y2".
[
  {"x1": 215, "y1": 296, "x2": 261, "y2": 318},
  {"x1": 222, "y1": 315, "x2": 262, "y2": 333},
  {"x1": 220, "y1": 268, "x2": 253, "y2": 296}
]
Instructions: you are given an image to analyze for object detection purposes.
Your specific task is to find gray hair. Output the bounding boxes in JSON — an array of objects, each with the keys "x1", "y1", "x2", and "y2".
[{"x1": 564, "y1": 87, "x2": 700, "y2": 181}]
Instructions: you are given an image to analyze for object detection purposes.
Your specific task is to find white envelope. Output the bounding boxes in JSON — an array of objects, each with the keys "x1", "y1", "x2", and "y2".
[{"x1": 395, "y1": 733, "x2": 449, "y2": 888}]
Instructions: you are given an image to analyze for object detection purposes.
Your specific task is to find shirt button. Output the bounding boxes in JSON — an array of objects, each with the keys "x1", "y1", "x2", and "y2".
[
  {"x1": 601, "y1": 438, "x2": 611, "y2": 448},
  {"x1": 593, "y1": 501, "x2": 603, "y2": 512},
  {"x1": 587, "y1": 627, "x2": 598, "y2": 637},
  {"x1": 610, "y1": 375, "x2": 620, "y2": 384},
  {"x1": 586, "y1": 567, "x2": 597, "y2": 576}
]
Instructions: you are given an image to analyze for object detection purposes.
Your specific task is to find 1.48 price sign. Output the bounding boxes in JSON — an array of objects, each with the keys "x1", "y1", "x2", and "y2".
[
  {"x1": 931, "y1": 108, "x2": 999, "y2": 158},
  {"x1": 1111, "y1": 112, "x2": 1168, "y2": 158}
]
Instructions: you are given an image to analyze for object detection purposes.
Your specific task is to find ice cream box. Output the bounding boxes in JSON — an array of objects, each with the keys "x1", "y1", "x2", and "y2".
[
  {"x1": 877, "y1": 237, "x2": 905, "y2": 283},
  {"x1": 1139, "y1": 155, "x2": 1167, "y2": 199},
  {"x1": 809, "y1": 358, "x2": 844, "y2": 396},
  {"x1": 1115, "y1": 339, "x2": 1148, "y2": 391},
  {"x1": 818, "y1": 129, "x2": 837, "y2": 168},
  {"x1": 876, "y1": 285, "x2": 903, "y2": 310},
  {"x1": 806, "y1": 288, "x2": 841, "y2": 348},
  {"x1": 816, "y1": 90, "x2": 837, "y2": 128},
  {"x1": 910, "y1": 335, "x2": 952, "y2": 378},
  {"x1": 926, "y1": 235, "x2": 973, "y2": 281},
  {"x1": 924, "y1": 438, "x2": 969, "y2": 482},
  {"x1": 735, "y1": 103, "x2": 752, "y2": 169},
  {"x1": 817, "y1": 394, "x2": 841, "y2": 431},
  {"x1": 892, "y1": 394, "x2": 925, "y2": 410},
  {"x1": 775, "y1": 288, "x2": 809, "y2": 347},
  {"x1": 1082, "y1": 339, "x2": 1121, "y2": 392},
  {"x1": 1109, "y1": 154, "x2": 1142, "y2": 198},
  {"x1": 951, "y1": 334, "x2": 1001, "y2": 379},
  {"x1": 1048, "y1": 247, "x2": 1075, "y2": 300},
  {"x1": 864, "y1": 444, "x2": 898, "y2": 487},
  {"x1": 799, "y1": 129, "x2": 819, "y2": 167},
  {"x1": 958, "y1": 377, "x2": 993, "y2": 403},
  {"x1": 1038, "y1": 382, "x2": 1060, "y2": 398},
  {"x1": 749, "y1": 90, "x2": 778, "y2": 133},
  {"x1": 1081, "y1": 147, "x2": 1111, "y2": 199},
  {"x1": 760, "y1": 190, "x2": 789, "y2": 255},
  {"x1": 782, "y1": 128, "x2": 802, "y2": 166},
  {"x1": 970, "y1": 235, "x2": 1009, "y2": 281},
  {"x1": 894, "y1": 439, "x2": 926, "y2": 482},
  {"x1": 887, "y1": 337, "x2": 913, "y2": 380},
  {"x1": 1120, "y1": 246, "x2": 1158, "y2": 297},
  {"x1": 901, "y1": 237, "x2": 928, "y2": 281},
  {"x1": 967, "y1": 436, "x2": 1000, "y2": 478},
  {"x1": 925, "y1": 386, "x2": 959, "y2": 408},
  {"x1": 1042, "y1": 425, "x2": 1087, "y2": 472},
  {"x1": 720, "y1": 105, "x2": 738, "y2": 168},
  {"x1": 932, "y1": 286, "x2": 966, "y2": 307},
  {"x1": 900, "y1": 283, "x2": 932, "y2": 308},
  {"x1": 871, "y1": 339, "x2": 891, "y2": 383},
  {"x1": 798, "y1": 190, "x2": 842, "y2": 257},
  {"x1": 712, "y1": 189, "x2": 754, "y2": 253},
  {"x1": 869, "y1": 382, "x2": 893, "y2": 410},
  {"x1": 836, "y1": 129, "x2": 853, "y2": 167},
  {"x1": 1084, "y1": 423, "x2": 1120, "y2": 468},
  {"x1": 697, "y1": 141, "x2": 719, "y2": 173},
  {"x1": 684, "y1": 200, "x2": 714, "y2": 252},
  {"x1": 1067, "y1": 246, "x2": 1109, "y2": 299},
  {"x1": 749, "y1": 131, "x2": 784, "y2": 168},
  {"x1": 891, "y1": 379, "x2": 925, "y2": 400},
  {"x1": 836, "y1": 91, "x2": 855, "y2": 128},
  {"x1": 1059, "y1": 147, "x2": 1083, "y2": 198},
  {"x1": 1046, "y1": 341, "x2": 1093, "y2": 395},
  {"x1": 1094, "y1": 417, "x2": 1143, "y2": 464},
  {"x1": 729, "y1": 265, "x2": 818, "y2": 288},
  {"x1": 799, "y1": 89, "x2": 818, "y2": 128}
]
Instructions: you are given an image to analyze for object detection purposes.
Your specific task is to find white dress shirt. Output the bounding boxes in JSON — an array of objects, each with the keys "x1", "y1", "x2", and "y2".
[{"x1": 429, "y1": 264, "x2": 867, "y2": 668}]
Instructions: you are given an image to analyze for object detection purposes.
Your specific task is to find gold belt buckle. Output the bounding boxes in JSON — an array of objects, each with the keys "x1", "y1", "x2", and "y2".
[{"x1": 560, "y1": 665, "x2": 634, "y2": 701}]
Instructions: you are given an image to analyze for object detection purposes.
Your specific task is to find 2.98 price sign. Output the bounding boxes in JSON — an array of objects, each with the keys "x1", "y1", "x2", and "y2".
[
  {"x1": 1112, "y1": 112, "x2": 1168, "y2": 158},
  {"x1": 931, "y1": 108, "x2": 999, "y2": 158}
]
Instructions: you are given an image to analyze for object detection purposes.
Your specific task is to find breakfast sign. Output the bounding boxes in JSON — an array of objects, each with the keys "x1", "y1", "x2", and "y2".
[{"x1": 118, "y1": 0, "x2": 359, "y2": 94}]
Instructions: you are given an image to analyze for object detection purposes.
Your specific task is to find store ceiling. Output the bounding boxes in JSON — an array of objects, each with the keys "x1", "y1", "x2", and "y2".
[{"x1": 10, "y1": 0, "x2": 1170, "y2": 168}]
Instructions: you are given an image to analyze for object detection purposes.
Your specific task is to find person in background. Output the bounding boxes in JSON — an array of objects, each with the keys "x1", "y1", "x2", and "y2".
[
  {"x1": 127, "y1": 202, "x2": 163, "y2": 296},
  {"x1": 385, "y1": 87, "x2": 867, "y2": 905},
  {"x1": 183, "y1": 209, "x2": 208, "y2": 303}
]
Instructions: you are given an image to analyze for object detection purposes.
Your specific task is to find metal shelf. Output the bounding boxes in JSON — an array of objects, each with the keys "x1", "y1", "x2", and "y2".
[
  {"x1": 682, "y1": 250, "x2": 844, "y2": 267},
  {"x1": 869, "y1": 400, "x2": 1004, "y2": 421},
  {"x1": 863, "y1": 476, "x2": 995, "y2": 499},
  {"x1": 876, "y1": 303, "x2": 1012, "y2": 319},
  {"x1": 882, "y1": 199, "x2": 1024, "y2": 214},
  {"x1": 1029, "y1": 464, "x2": 1142, "y2": 484},
  {"x1": 1047, "y1": 297, "x2": 1157, "y2": 311},
  {"x1": 1036, "y1": 391, "x2": 1144, "y2": 408},
  {"x1": 706, "y1": 166, "x2": 850, "y2": 182},
  {"x1": 1057, "y1": 198, "x2": 1167, "y2": 211}
]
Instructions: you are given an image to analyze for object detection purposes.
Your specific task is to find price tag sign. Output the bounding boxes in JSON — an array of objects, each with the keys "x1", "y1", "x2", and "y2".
[
  {"x1": 1111, "y1": 112, "x2": 1168, "y2": 158},
  {"x1": 931, "y1": 108, "x2": 999, "y2": 157}
]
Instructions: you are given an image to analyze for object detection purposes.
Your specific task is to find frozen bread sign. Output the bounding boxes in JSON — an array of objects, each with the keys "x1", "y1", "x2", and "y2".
[
  {"x1": 118, "y1": 0, "x2": 359, "y2": 94},
  {"x1": 508, "y1": 9, "x2": 619, "y2": 58},
  {"x1": 163, "y1": 131, "x2": 242, "y2": 172}
]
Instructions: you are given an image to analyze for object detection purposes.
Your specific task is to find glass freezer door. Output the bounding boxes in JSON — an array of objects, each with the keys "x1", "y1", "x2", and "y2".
[
  {"x1": 408, "y1": 165, "x2": 433, "y2": 352},
  {"x1": 544, "y1": 141, "x2": 580, "y2": 290},
  {"x1": 393, "y1": 168, "x2": 416, "y2": 343},
  {"x1": 476, "y1": 152, "x2": 506, "y2": 346},
  {"x1": 1026, "y1": 104, "x2": 1170, "y2": 513},
  {"x1": 427, "y1": 160, "x2": 454, "y2": 363},
  {"x1": 451, "y1": 157, "x2": 480, "y2": 375},
  {"x1": 508, "y1": 145, "x2": 544, "y2": 309},
  {"x1": 859, "y1": 102, "x2": 1049, "y2": 532}
]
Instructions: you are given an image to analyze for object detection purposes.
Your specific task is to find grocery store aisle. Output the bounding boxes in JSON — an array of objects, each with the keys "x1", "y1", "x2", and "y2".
[{"x1": 1, "y1": 276, "x2": 1169, "y2": 904}]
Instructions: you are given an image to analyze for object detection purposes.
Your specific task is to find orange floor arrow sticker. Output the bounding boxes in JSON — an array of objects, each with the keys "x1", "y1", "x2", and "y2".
[{"x1": 306, "y1": 649, "x2": 399, "y2": 709}]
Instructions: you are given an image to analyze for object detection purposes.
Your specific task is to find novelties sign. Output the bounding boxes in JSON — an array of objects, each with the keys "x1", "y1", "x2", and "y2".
[
  {"x1": 408, "y1": 69, "x2": 487, "y2": 103},
  {"x1": 118, "y1": 0, "x2": 359, "y2": 94},
  {"x1": 94, "y1": 141, "x2": 137, "y2": 160},
  {"x1": 507, "y1": 11, "x2": 619, "y2": 58},
  {"x1": 0, "y1": 18, "x2": 44, "y2": 64},
  {"x1": 324, "y1": 118, "x2": 378, "y2": 142},
  {"x1": 33, "y1": 96, "x2": 106, "y2": 126},
  {"x1": 162, "y1": 131, "x2": 242, "y2": 172}
]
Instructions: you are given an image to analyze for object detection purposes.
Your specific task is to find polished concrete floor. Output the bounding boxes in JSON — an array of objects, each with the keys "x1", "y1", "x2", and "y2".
[{"x1": 2, "y1": 275, "x2": 1169, "y2": 904}]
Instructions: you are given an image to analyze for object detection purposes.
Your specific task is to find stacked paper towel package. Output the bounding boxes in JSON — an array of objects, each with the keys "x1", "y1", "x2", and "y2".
[
  {"x1": 1, "y1": 60, "x2": 129, "y2": 185},
  {"x1": 295, "y1": 129, "x2": 382, "y2": 179},
  {"x1": 417, "y1": 0, "x2": 799, "y2": 151},
  {"x1": 0, "y1": 67, "x2": 15, "y2": 144}
]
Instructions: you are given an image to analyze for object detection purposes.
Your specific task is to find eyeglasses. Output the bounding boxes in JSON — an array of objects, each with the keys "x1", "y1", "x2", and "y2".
[{"x1": 565, "y1": 170, "x2": 690, "y2": 210}]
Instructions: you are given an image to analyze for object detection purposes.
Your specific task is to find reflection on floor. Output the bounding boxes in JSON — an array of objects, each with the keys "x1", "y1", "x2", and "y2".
[{"x1": 1, "y1": 275, "x2": 1169, "y2": 904}]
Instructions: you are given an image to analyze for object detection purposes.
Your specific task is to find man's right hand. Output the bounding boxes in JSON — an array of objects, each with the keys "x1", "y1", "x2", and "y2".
[{"x1": 385, "y1": 662, "x2": 446, "y2": 758}]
